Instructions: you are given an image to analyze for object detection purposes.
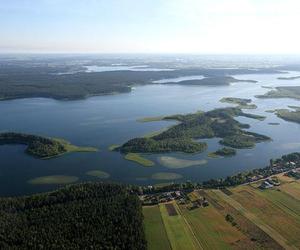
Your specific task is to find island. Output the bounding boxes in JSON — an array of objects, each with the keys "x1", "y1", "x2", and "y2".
[
  {"x1": 209, "y1": 147, "x2": 236, "y2": 157},
  {"x1": 269, "y1": 107, "x2": 300, "y2": 124},
  {"x1": 277, "y1": 76, "x2": 300, "y2": 80},
  {"x1": 256, "y1": 86, "x2": 300, "y2": 100},
  {"x1": 220, "y1": 97, "x2": 257, "y2": 109},
  {"x1": 163, "y1": 76, "x2": 257, "y2": 86},
  {"x1": 115, "y1": 107, "x2": 269, "y2": 155},
  {"x1": 0, "y1": 132, "x2": 97, "y2": 158}
]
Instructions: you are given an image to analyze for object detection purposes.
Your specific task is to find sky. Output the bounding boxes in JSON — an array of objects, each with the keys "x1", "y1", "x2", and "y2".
[{"x1": 1, "y1": 0, "x2": 300, "y2": 54}]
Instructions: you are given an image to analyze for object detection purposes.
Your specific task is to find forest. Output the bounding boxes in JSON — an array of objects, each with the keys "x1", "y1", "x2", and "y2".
[
  {"x1": 0, "y1": 132, "x2": 67, "y2": 157},
  {"x1": 118, "y1": 107, "x2": 270, "y2": 154},
  {"x1": 0, "y1": 62, "x2": 279, "y2": 101},
  {"x1": 0, "y1": 182, "x2": 146, "y2": 249}
]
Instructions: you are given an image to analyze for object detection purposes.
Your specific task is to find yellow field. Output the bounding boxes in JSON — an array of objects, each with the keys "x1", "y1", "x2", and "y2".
[
  {"x1": 182, "y1": 203, "x2": 247, "y2": 249},
  {"x1": 226, "y1": 185, "x2": 300, "y2": 249},
  {"x1": 280, "y1": 180, "x2": 300, "y2": 200}
]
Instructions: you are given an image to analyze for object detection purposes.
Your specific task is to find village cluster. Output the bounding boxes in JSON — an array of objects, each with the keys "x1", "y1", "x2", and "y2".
[{"x1": 140, "y1": 190, "x2": 209, "y2": 209}]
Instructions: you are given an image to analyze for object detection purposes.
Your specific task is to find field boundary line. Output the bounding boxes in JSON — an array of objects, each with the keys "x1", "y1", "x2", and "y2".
[
  {"x1": 175, "y1": 202, "x2": 204, "y2": 250},
  {"x1": 158, "y1": 204, "x2": 175, "y2": 250},
  {"x1": 212, "y1": 189, "x2": 298, "y2": 250}
]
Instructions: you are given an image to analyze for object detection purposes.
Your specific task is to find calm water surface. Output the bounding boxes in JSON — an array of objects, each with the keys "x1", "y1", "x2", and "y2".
[{"x1": 1, "y1": 71, "x2": 300, "y2": 196}]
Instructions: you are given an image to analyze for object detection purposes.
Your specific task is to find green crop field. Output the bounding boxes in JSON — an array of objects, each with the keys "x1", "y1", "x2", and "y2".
[
  {"x1": 143, "y1": 205, "x2": 171, "y2": 250},
  {"x1": 182, "y1": 203, "x2": 246, "y2": 249},
  {"x1": 143, "y1": 178, "x2": 300, "y2": 250},
  {"x1": 254, "y1": 187, "x2": 300, "y2": 219},
  {"x1": 159, "y1": 202, "x2": 201, "y2": 250},
  {"x1": 280, "y1": 181, "x2": 300, "y2": 200},
  {"x1": 227, "y1": 186, "x2": 300, "y2": 249}
]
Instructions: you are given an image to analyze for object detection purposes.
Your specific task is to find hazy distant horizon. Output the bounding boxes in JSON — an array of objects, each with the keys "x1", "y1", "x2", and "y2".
[{"x1": 1, "y1": 0, "x2": 300, "y2": 54}]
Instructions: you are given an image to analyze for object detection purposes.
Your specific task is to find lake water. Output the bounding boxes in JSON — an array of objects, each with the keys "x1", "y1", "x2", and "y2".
[
  {"x1": 152, "y1": 75, "x2": 205, "y2": 83},
  {"x1": 1, "y1": 70, "x2": 300, "y2": 196}
]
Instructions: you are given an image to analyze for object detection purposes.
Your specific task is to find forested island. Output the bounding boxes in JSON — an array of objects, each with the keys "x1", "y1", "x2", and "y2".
[
  {"x1": 270, "y1": 106, "x2": 300, "y2": 124},
  {"x1": 256, "y1": 86, "x2": 300, "y2": 100},
  {"x1": 209, "y1": 147, "x2": 236, "y2": 157},
  {"x1": 277, "y1": 76, "x2": 300, "y2": 80},
  {"x1": 163, "y1": 76, "x2": 257, "y2": 86},
  {"x1": 0, "y1": 132, "x2": 97, "y2": 158},
  {"x1": 117, "y1": 107, "x2": 269, "y2": 154},
  {"x1": 220, "y1": 97, "x2": 257, "y2": 109},
  {"x1": 0, "y1": 183, "x2": 146, "y2": 249}
]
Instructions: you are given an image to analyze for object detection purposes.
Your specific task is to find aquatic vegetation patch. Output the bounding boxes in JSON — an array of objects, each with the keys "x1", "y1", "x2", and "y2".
[
  {"x1": 158, "y1": 156, "x2": 207, "y2": 169},
  {"x1": 28, "y1": 175, "x2": 79, "y2": 185},
  {"x1": 108, "y1": 144, "x2": 120, "y2": 151},
  {"x1": 152, "y1": 172, "x2": 183, "y2": 180},
  {"x1": 124, "y1": 153, "x2": 155, "y2": 167},
  {"x1": 137, "y1": 116, "x2": 165, "y2": 122},
  {"x1": 86, "y1": 170, "x2": 110, "y2": 179}
]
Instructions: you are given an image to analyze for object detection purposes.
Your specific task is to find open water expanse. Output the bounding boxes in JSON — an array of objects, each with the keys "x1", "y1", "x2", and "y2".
[{"x1": 1, "y1": 69, "x2": 300, "y2": 196}]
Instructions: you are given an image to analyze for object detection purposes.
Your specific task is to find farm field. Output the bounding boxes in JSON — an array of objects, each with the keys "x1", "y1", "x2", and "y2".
[
  {"x1": 226, "y1": 185, "x2": 300, "y2": 249},
  {"x1": 143, "y1": 178, "x2": 300, "y2": 250},
  {"x1": 143, "y1": 205, "x2": 171, "y2": 250},
  {"x1": 181, "y1": 200, "x2": 248, "y2": 249},
  {"x1": 278, "y1": 178, "x2": 300, "y2": 200},
  {"x1": 159, "y1": 202, "x2": 200, "y2": 250}
]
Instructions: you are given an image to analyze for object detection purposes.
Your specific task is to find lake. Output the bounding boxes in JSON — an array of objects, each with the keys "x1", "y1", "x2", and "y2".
[{"x1": 1, "y1": 70, "x2": 300, "y2": 196}]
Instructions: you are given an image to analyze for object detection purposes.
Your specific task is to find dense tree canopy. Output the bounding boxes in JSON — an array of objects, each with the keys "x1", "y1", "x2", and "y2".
[
  {"x1": 0, "y1": 182, "x2": 146, "y2": 250},
  {"x1": 119, "y1": 107, "x2": 270, "y2": 154}
]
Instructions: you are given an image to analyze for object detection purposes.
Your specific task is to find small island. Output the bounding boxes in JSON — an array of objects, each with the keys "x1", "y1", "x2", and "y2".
[
  {"x1": 220, "y1": 97, "x2": 257, "y2": 109},
  {"x1": 209, "y1": 147, "x2": 236, "y2": 157},
  {"x1": 277, "y1": 76, "x2": 300, "y2": 80},
  {"x1": 256, "y1": 86, "x2": 300, "y2": 100},
  {"x1": 0, "y1": 132, "x2": 97, "y2": 159},
  {"x1": 270, "y1": 107, "x2": 300, "y2": 124},
  {"x1": 115, "y1": 107, "x2": 269, "y2": 155}
]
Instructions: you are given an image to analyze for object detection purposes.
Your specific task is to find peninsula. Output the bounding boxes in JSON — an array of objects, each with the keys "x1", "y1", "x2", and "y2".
[
  {"x1": 117, "y1": 107, "x2": 269, "y2": 154},
  {"x1": 256, "y1": 86, "x2": 300, "y2": 100},
  {"x1": 0, "y1": 132, "x2": 97, "y2": 158}
]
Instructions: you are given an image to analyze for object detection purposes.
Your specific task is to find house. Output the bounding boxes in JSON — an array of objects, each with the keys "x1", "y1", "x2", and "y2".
[{"x1": 259, "y1": 181, "x2": 273, "y2": 189}]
